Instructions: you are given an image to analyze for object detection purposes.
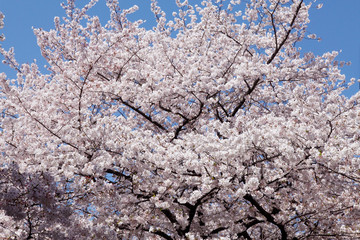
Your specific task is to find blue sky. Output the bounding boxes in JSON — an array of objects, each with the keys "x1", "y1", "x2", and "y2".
[{"x1": 0, "y1": 0, "x2": 359, "y2": 96}]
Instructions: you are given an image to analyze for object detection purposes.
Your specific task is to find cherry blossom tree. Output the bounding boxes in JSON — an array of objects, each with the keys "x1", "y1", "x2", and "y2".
[{"x1": 1, "y1": 0, "x2": 360, "y2": 239}]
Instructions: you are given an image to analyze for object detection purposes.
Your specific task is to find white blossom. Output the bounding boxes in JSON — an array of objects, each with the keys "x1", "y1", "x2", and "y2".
[{"x1": 0, "y1": 0, "x2": 359, "y2": 239}]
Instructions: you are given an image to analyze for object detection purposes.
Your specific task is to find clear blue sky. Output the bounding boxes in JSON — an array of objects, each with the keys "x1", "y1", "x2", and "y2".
[{"x1": 0, "y1": 0, "x2": 359, "y2": 96}]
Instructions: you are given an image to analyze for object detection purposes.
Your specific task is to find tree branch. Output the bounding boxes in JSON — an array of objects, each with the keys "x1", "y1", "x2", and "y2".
[
  {"x1": 119, "y1": 98, "x2": 167, "y2": 131},
  {"x1": 267, "y1": 0, "x2": 304, "y2": 64},
  {"x1": 244, "y1": 194, "x2": 287, "y2": 240},
  {"x1": 231, "y1": 78, "x2": 261, "y2": 117}
]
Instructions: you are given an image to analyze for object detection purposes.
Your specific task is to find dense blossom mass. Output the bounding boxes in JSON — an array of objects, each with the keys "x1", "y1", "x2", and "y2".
[{"x1": 1, "y1": 0, "x2": 360, "y2": 239}]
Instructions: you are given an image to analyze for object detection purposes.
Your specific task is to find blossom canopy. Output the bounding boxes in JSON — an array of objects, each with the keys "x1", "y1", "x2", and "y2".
[{"x1": 0, "y1": 0, "x2": 360, "y2": 239}]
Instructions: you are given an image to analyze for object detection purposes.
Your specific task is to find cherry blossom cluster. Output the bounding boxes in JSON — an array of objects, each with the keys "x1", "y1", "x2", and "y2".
[
  {"x1": 1, "y1": 0, "x2": 359, "y2": 239},
  {"x1": 0, "y1": 11, "x2": 4, "y2": 41}
]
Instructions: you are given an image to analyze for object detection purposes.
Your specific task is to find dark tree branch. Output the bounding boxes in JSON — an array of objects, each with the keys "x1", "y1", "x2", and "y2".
[
  {"x1": 116, "y1": 48, "x2": 142, "y2": 81},
  {"x1": 209, "y1": 226, "x2": 228, "y2": 235},
  {"x1": 26, "y1": 213, "x2": 33, "y2": 240},
  {"x1": 105, "y1": 169, "x2": 132, "y2": 181},
  {"x1": 326, "y1": 120, "x2": 333, "y2": 140},
  {"x1": 97, "y1": 72, "x2": 110, "y2": 81},
  {"x1": 267, "y1": 1, "x2": 280, "y2": 48},
  {"x1": 215, "y1": 108, "x2": 224, "y2": 123},
  {"x1": 267, "y1": 0, "x2": 304, "y2": 64},
  {"x1": 182, "y1": 188, "x2": 219, "y2": 235},
  {"x1": 244, "y1": 194, "x2": 287, "y2": 240},
  {"x1": 119, "y1": 98, "x2": 167, "y2": 131},
  {"x1": 217, "y1": 100, "x2": 229, "y2": 119},
  {"x1": 222, "y1": 48, "x2": 242, "y2": 78},
  {"x1": 236, "y1": 218, "x2": 265, "y2": 239},
  {"x1": 21, "y1": 105, "x2": 81, "y2": 153},
  {"x1": 317, "y1": 162, "x2": 360, "y2": 183},
  {"x1": 183, "y1": 169, "x2": 202, "y2": 177},
  {"x1": 171, "y1": 97, "x2": 204, "y2": 141},
  {"x1": 231, "y1": 77, "x2": 261, "y2": 117},
  {"x1": 161, "y1": 209, "x2": 179, "y2": 225},
  {"x1": 218, "y1": 31, "x2": 253, "y2": 57}
]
